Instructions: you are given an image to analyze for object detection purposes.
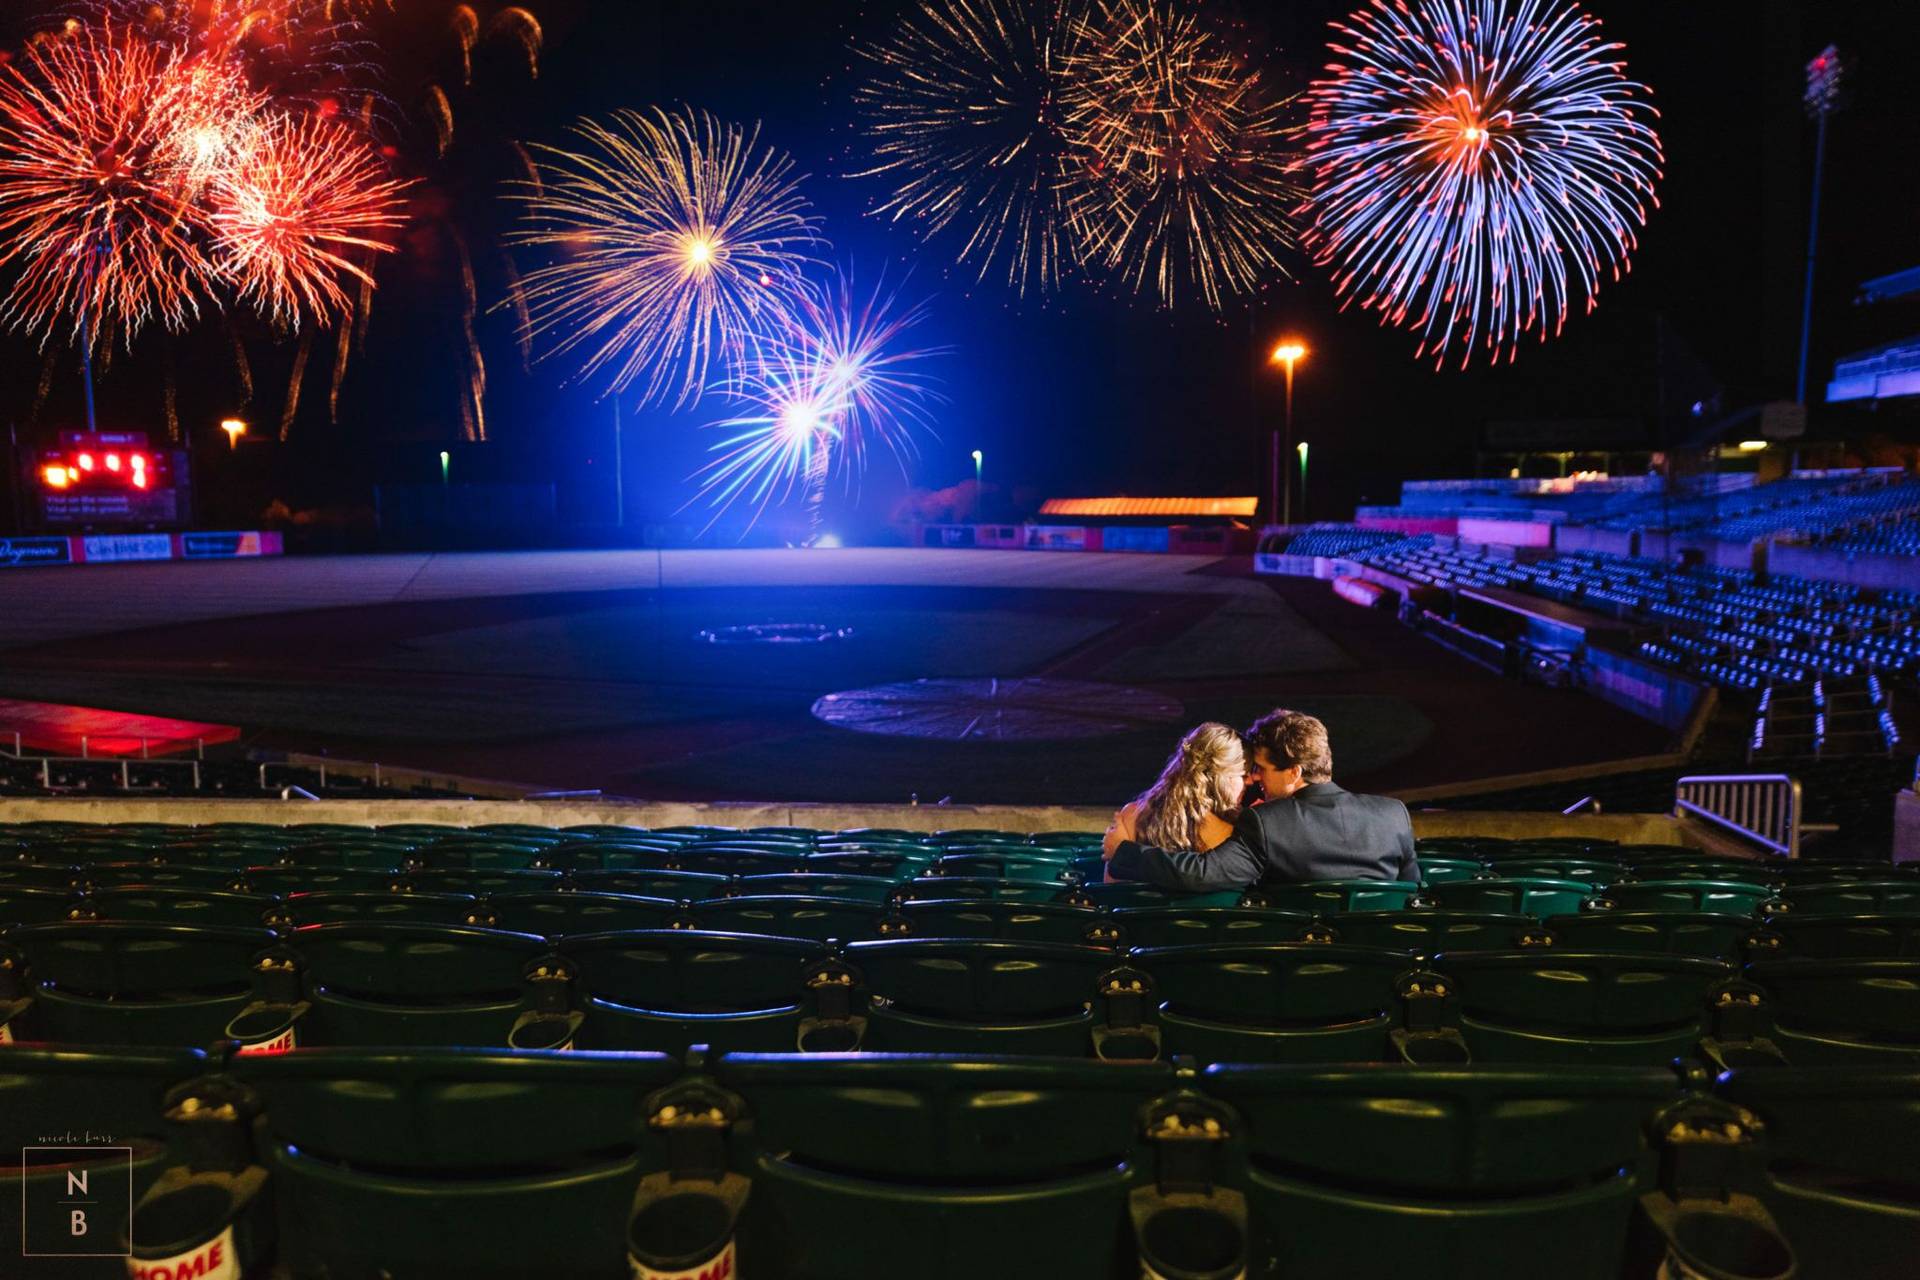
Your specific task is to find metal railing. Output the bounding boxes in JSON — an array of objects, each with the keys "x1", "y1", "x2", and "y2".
[{"x1": 1673, "y1": 774, "x2": 1803, "y2": 859}]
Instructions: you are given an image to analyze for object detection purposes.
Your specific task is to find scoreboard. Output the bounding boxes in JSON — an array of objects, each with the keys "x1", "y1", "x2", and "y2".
[{"x1": 29, "y1": 431, "x2": 191, "y2": 528}]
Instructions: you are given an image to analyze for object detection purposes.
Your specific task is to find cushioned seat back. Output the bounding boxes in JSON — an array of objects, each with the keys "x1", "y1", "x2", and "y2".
[
  {"x1": 0, "y1": 864, "x2": 82, "y2": 890},
  {"x1": 1076, "y1": 882, "x2": 1242, "y2": 910},
  {"x1": 568, "y1": 868, "x2": 730, "y2": 900},
  {"x1": 1597, "y1": 879, "x2": 1771, "y2": 915},
  {"x1": 671, "y1": 848, "x2": 812, "y2": 877},
  {"x1": 1482, "y1": 860, "x2": 1619, "y2": 887},
  {"x1": 1417, "y1": 857, "x2": 1487, "y2": 884},
  {"x1": 1548, "y1": 911, "x2": 1751, "y2": 959},
  {"x1": 410, "y1": 839, "x2": 548, "y2": 871},
  {"x1": 897, "y1": 900, "x2": 1112, "y2": 946},
  {"x1": 1425, "y1": 877, "x2": 1592, "y2": 917},
  {"x1": 694, "y1": 895, "x2": 883, "y2": 942},
  {"x1": 1435, "y1": 950, "x2": 1732, "y2": 1065},
  {"x1": 927, "y1": 852, "x2": 1076, "y2": 883},
  {"x1": 278, "y1": 841, "x2": 410, "y2": 871},
  {"x1": 1108, "y1": 906, "x2": 1311, "y2": 948},
  {"x1": 1325, "y1": 911, "x2": 1533, "y2": 953},
  {"x1": 525, "y1": 840, "x2": 678, "y2": 872},
  {"x1": 1206, "y1": 1063, "x2": 1679, "y2": 1280},
  {"x1": 804, "y1": 849, "x2": 933, "y2": 879},
  {"x1": 846, "y1": 939, "x2": 1111, "y2": 1019},
  {"x1": 237, "y1": 1049, "x2": 678, "y2": 1280},
  {"x1": 89, "y1": 863, "x2": 244, "y2": 892},
  {"x1": 281, "y1": 890, "x2": 478, "y2": 928},
  {"x1": 9, "y1": 922, "x2": 276, "y2": 1046},
  {"x1": 1716, "y1": 1067, "x2": 1920, "y2": 1280},
  {"x1": 245, "y1": 867, "x2": 397, "y2": 895},
  {"x1": 485, "y1": 891, "x2": 680, "y2": 935}
]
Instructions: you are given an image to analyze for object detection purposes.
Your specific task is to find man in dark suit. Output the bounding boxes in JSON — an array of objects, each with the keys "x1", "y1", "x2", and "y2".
[{"x1": 1104, "y1": 709, "x2": 1418, "y2": 890}]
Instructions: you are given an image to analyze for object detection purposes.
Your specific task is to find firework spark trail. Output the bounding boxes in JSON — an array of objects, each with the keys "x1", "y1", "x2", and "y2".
[
  {"x1": 0, "y1": 22, "x2": 259, "y2": 346},
  {"x1": 1303, "y1": 0, "x2": 1662, "y2": 368},
  {"x1": 209, "y1": 110, "x2": 411, "y2": 328},
  {"x1": 693, "y1": 269, "x2": 946, "y2": 532},
  {"x1": 1060, "y1": 0, "x2": 1301, "y2": 309},
  {"x1": 508, "y1": 106, "x2": 826, "y2": 408},
  {"x1": 851, "y1": 0, "x2": 1082, "y2": 296}
]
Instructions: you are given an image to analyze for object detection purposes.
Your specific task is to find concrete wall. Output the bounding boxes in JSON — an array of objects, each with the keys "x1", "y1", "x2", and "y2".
[
  {"x1": 1554, "y1": 525, "x2": 1637, "y2": 557},
  {"x1": 0, "y1": 796, "x2": 1708, "y2": 846},
  {"x1": 1457, "y1": 518, "x2": 1554, "y2": 548}
]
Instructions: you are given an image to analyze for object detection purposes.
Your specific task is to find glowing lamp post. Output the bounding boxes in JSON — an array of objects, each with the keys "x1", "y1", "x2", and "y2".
[
  {"x1": 438, "y1": 450, "x2": 451, "y2": 486},
  {"x1": 1296, "y1": 441, "x2": 1310, "y2": 521},
  {"x1": 971, "y1": 448, "x2": 983, "y2": 486},
  {"x1": 1269, "y1": 341, "x2": 1307, "y2": 526},
  {"x1": 220, "y1": 419, "x2": 248, "y2": 450}
]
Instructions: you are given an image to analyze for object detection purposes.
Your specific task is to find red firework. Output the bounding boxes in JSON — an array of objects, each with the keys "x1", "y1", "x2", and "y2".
[
  {"x1": 0, "y1": 22, "x2": 259, "y2": 345},
  {"x1": 209, "y1": 111, "x2": 410, "y2": 327}
]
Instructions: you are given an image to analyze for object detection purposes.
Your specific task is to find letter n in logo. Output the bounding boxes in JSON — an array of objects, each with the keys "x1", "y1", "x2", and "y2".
[{"x1": 21, "y1": 1147, "x2": 133, "y2": 1258}]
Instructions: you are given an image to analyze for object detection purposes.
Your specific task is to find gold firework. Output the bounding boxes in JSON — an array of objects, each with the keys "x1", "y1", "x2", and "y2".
[
  {"x1": 1061, "y1": 0, "x2": 1300, "y2": 308},
  {"x1": 508, "y1": 107, "x2": 826, "y2": 408}
]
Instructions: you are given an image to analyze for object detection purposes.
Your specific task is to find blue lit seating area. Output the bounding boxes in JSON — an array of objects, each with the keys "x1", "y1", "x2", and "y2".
[{"x1": 3, "y1": 821, "x2": 1917, "y2": 1278}]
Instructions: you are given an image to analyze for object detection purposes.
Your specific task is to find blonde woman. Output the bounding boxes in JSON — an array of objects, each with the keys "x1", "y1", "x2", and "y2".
[{"x1": 1102, "y1": 722, "x2": 1247, "y2": 860}]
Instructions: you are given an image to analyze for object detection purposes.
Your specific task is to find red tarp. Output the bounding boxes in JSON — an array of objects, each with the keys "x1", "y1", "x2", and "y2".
[{"x1": 0, "y1": 699, "x2": 239, "y2": 757}]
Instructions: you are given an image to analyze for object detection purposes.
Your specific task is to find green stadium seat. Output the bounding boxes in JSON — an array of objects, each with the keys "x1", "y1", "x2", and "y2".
[
  {"x1": 1128, "y1": 942, "x2": 1412, "y2": 1064},
  {"x1": 77, "y1": 886, "x2": 274, "y2": 929},
  {"x1": 925, "y1": 829, "x2": 1030, "y2": 846},
  {"x1": 373, "y1": 823, "x2": 467, "y2": 839},
  {"x1": 245, "y1": 867, "x2": 398, "y2": 895},
  {"x1": 842, "y1": 938, "x2": 1120, "y2": 1055},
  {"x1": 291, "y1": 922, "x2": 556, "y2": 1048},
  {"x1": 741, "y1": 872, "x2": 901, "y2": 902},
  {"x1": 0, "y1": 884, "x2": 78, "y2": 927},
  {"x1": 559, "y1": 930, "x2": 830, "y2": 1053},
  {"x1": 1547, "y1": 911, "x2": 1751, "y2": 960},
  {"x1": 1778, "y1": 881, "x2": 1920, "y2": 915},
  {"x1": 1746, "y1": 958, "x2": 1920, "y2": 1064},
  {"x1": 520, "y1": 840, "x2": 679, "y2": 872},
  {"x1": 1424, "y1": 877, "x2": 1591, "y2": 917},
  {"x1": 1757, "y1": 914, "x2": 1920, "y2": 959},
  {"x1": 1717, "y1": 1067, "x2": 1920, "y2": 1280},
  {"x1": 1, "y1": 1046, "x2": 210, "y2": 1274},
  {"x1": 410, "y1": 838, "x2": 549, "y2": 871},
  {"x1": 1108, "y1": 906, "x2": 1312, "y2": 948},
  {"x1": 1774, "y1": 862, "x2": 1902, "y2": 885},
  {"x1": 557, "y1": 823, "x2": 656, "y2": 837},
  {"x1": 1628, "y1": 859, "x2": 1781, "y2": 887},
  {"x1": 671, "y1": 848, "x2": 815, "y2": 877},
  {"x1": 1250, "y1": 880, "x2": 1423, "y2": 913},
  {"x1": 804, "y1": 849, "x2": 933, "y2": 878},
  {"x1": 1077, "y1": 882, "x2": 1243, "y2": 910},
  {"x1": 0, "y1": 864, "x2": 84, "y2": 890},
  {"x1": 469, "y1": 824, "x2": 566, "y2": 840},
  {"x1": 1417, "y1": 857, "x2": 1486, "y2": 884},
  {"x1": 6, "y1": 922, "x2": 278, "y2": 1047},
  {"x1": 1323, "y1": 911, "x2": 1534, "y2": 953},
  {"x1": 1477, "y1": 860, "x2": 1619, "y2": 887},
  {"x1": 482, "y1": 890, "x2": 681, "y2": 935},
  {"x1": 829, "y1": 827, "x2": 928, "y2": 844},
  {"x1": 569, "y1": 868, "x2": 730, "y2": 899},
  {"x1": 277, "y1": 840, "x2": 411, "y2": 871},
  {"x1": 715, "y1": 1053, "x2": 1174, "y2": 1280},
  {"x1": 1205, "y1": 1063, "x2": 1682, "y2": 1280},
  {"x1": 895, "y1": 899, "x2": 1116, "y2": 947},
  {"x1": 236, "y1": 1048, "x2": 681, "y2": 1279},
  {"x1": 278, "y1": 889, "x2": 479, "y2": 927},
  {"x1": 1433, "y1": 950, "x2": 1735, "y2": 1065},
  {"x1": 694, "y1": 894, "x2": 884, "y2": 942},
  {"x1": 902, "y1": 876, "x2": 1081, "y2": 905},
  {"x1": 1595, "y1": 879, "x2": 1772, "y2": 915},
  {"x1": 927, "y1": 851, "x2": 1077, "y2": 883}
]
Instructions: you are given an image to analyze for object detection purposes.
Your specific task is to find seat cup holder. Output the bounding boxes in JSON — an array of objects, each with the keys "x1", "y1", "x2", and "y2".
[
  {"x1": 1137, "y1": 1204, "x2": 1247, "y2": 1280},
  {"x1": 628, "y1": 1191, "x2": 737, "y2": 1280},
  {"x1": 1657, "y1": 1209, "x2": 1796, "y2": 1280}
]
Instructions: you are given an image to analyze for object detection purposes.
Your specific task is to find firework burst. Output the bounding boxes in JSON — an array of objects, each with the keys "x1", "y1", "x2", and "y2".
[
  {"x1": 0, "y1": 23, "x2": 266, "y2": 345},
  {"x1": 694, "y1": 270, "x2": 946, "y2": 533},
  {"x1": 1302, "y1": 0, "x2": 1663, "y2": 368},
  {"x1": 509, "y1": 107, "x2": 826, "y2": 408},
  {"x1": 210, "y1": 111, "x2": 410, "y2": 328},
  {"x1": 1061, "y1": 0, "x2": 1300, "y2": 309},
  {"x1": 851, "y1": 0, "x2": 1081, "y2": 296}
]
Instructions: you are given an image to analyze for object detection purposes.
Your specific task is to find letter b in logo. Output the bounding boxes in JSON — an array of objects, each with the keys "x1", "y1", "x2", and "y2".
[{"x1": 21, "y1": 1147, "x2": 133, "y2": 1258}]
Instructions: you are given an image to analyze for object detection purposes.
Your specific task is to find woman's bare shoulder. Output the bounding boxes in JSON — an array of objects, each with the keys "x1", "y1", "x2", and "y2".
[{"x1": 1196, "y1": 810, "x2": 1237, "y2": 851}]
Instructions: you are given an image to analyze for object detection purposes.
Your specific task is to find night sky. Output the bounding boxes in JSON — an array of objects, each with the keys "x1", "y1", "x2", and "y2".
[{"x1": 4, "y1": 0, "x2": 1917, "y2": 536}]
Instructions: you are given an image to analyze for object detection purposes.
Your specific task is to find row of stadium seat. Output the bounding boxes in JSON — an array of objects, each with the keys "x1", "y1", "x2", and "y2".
[
  {"x1": 3, "y1": 1045, "x2": 1909, "y2": 1279},
  {"x1": 4, "y1": 921, "x2": 1914, "y2": 1068}
]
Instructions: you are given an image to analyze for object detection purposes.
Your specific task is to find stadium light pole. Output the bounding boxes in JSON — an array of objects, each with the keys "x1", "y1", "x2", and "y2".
[
  {"x1": 1269, "y1": 341, "x2": 1308, "y2": 526},
  {"x1": 1797, "y1": 45, "x2": 1844, "y2": 407},
  {"x1": 1297, "y1": 441, "x2": 1310, "y2": 522},
  {"x1": 220, "y1": 419, "x2": 247, "y2": 450}
]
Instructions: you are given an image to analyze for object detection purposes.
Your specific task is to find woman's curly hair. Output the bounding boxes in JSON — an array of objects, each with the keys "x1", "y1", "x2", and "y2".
[{"x1": 1133, "y1": 722, "x2": 1245, "y2": 852}]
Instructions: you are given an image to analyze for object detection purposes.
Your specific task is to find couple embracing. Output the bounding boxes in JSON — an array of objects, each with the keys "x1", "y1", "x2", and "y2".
[{"x1": 1102, "y1": 709, "x2": 1420, "y2": 890}]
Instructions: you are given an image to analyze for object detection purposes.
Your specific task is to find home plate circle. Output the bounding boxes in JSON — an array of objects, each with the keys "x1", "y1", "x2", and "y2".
[{"x1": 811, "y1": 677, "x2": 1184, "y2": 742}]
